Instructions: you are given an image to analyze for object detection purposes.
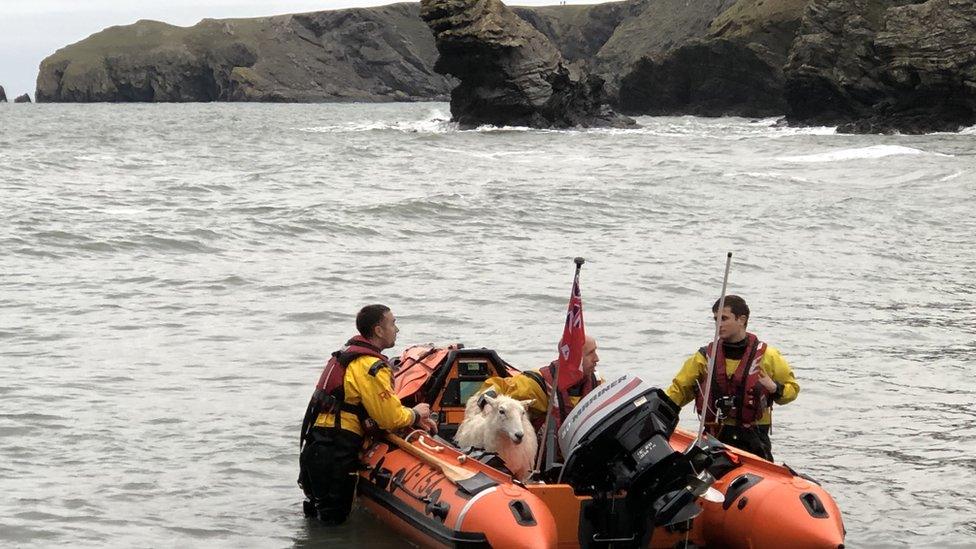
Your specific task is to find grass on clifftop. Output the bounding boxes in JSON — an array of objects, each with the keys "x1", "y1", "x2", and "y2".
[{"x1": 41, "y1": 16, "x2": 277, "y2": 67}]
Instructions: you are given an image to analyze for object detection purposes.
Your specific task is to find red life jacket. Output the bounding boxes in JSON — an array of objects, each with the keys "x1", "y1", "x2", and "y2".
[
  {"x1": 300, "y1": 336, "x2": 389, "y2": 447},
  {"x1": 530, "y1": 362, "x2": 597, "y2": 429},
  {"x1": 694, "y1": 333, "x2": 769, "y2": 432},
  {"x1": 315, "y1": 336, "x2": 389, "y2": 394}
]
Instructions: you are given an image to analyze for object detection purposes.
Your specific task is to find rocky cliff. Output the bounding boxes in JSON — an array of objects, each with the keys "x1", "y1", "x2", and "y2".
[
  {"x1": 37, "y1": 0, "x2": 729, "y2": 106},
  {"x1": 0, "y1": 85, "x2": 6, "y2": 102},
  {"x1": 784, "y1": 0, "x2": 976, "y2": 133},
  {"x1": 511, "y1": 3, "x2": 631, "y2": 65},
  {"x1": 617, "y1": 0, "x2": 808, "y2": 117},
  {"x1": 36, "y1": 3, "x2": 454, "y2": 102},
  {"x1": 420, "y1": 0, "x2": 632, "y2": 128},
  {"x1": 33, "y1": 0, "x2": 976, "y2": 133},
  {"x1": 593, "y1": 0, "x2": 738, "y2": 92}
]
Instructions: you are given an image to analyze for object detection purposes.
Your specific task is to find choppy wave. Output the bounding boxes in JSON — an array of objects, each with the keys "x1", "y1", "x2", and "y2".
[
  {"x1": 779, "y1": 145, "x2": 952, "y2": 163},
  {"x1": 294, "y1": 111, "x2": 843, "y2": 139},
  {"x1": 298, "y1": 108, "x2": 455, "y2": 133}
]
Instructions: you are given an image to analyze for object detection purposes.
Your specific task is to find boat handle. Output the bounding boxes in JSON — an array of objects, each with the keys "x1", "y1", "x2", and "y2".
[
  {"x1": 417, "y1": 435, "x2": 445, "y2": 453},
  {"x1": 404, "y1": 429, "x2": 426, "y2": 443}
]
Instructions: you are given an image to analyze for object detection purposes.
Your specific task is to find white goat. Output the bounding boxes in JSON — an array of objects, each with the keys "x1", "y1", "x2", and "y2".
[{"x1": 456, "y1": 393, "x2": 536, "y2": 481}]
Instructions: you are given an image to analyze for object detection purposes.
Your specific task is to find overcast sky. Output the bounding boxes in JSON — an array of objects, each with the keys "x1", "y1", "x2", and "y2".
[{"x1": 0, "y1": 0, "x2": 589, "y2": 99}]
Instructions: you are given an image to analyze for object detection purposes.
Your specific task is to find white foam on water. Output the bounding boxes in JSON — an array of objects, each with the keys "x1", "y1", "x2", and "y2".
[
  {"x1": 297, "y1": 108, "x2": 455, "y2": 133},
  {"x1": 740, "y1": 117, "x2": 837, "y2": 137},
  {"x1": 721, "y1": 171, "x2": 814, "y2": 184},
  {"x1": 779, "y1": 145, "x2": 952, "y2": 163},
  {"x1": 430, "y1": 146, "x2": 543, "y2": 159},
  {"x1": 295, "y1": 114, "x2": 844, "y2": 139},
  {"x1": 583, "y1": 116, "x2": 839, "y2": 139},
  {"x1": 770, "y1": 125, "x2": 838, "y2": 137},
  {"x1": 471, "y1": 124, "x2": 535, "y2": 132}
]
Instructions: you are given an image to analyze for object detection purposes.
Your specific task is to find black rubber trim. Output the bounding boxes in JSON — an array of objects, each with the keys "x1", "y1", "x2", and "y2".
[
  {"x1": 784, "y1": 463, "x2": 822, "y2": 485},
  {"x1": 425, "y1": 489, "x2": 450, "y2": 522},
  {"x1": 358, "y1": 480, "x2": 490, "y2": 547},
  {"x1": 722, "y1": 473, "x2": 763, "y2": 510}
]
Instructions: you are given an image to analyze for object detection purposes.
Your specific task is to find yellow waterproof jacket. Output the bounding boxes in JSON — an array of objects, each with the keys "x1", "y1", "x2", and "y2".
[
  {"x1": 480, "y1": 369, "x2": 602, "y2": 424},
  {"x1": 665, "y1": 344, "x2": 799, "y2": 426},
  {"x1": 314, "y1": 355, "x2": 418, "y2": 437}
]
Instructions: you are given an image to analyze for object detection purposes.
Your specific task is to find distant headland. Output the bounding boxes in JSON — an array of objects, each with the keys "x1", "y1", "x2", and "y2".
[{"x1": 34, "y1": 0, "x2": 976, "y2": 134}]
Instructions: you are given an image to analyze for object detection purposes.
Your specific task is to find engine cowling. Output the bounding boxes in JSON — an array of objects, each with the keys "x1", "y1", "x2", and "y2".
[{"x1": 558, "y1": 375, "x2": 716, "y2": 542}]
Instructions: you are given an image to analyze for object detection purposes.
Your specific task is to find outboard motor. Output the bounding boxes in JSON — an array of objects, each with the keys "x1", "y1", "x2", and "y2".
[{"x1": 558, "y1": 375, "x2": 716, "y2": 547}]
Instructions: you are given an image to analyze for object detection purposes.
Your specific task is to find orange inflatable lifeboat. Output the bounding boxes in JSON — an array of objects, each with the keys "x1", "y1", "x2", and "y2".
[
  {"x1": 357, "y1": 343, "x2": 845, "y2": 548},
  {"x1": 357, "y1": 429, "x2": 558, "y2": 548},
  {"x1": 665, "y1": 428, "x2": 845, "y2": 549},
  {"x1": 356, "y1": 345, "x2": 557, "y2": 547}
]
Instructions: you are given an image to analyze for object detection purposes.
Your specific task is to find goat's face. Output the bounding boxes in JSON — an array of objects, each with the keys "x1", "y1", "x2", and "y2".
[{"x1": 483, "y1": 395, "x2": 534, "y2": 445}]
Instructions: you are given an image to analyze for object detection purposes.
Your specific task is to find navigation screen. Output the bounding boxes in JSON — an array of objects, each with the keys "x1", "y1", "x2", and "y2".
[
  {"x1": 458, "y1": 361, "x2": 489, "y2": 376},
  {"x1": 460, "y1": 381, "x2": 483, "y2": 404}
]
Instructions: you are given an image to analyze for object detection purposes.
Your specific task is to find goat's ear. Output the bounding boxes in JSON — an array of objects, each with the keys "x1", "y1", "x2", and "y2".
[{"x1": 519, "y1": 399, "x2": 535, "y2": 409}]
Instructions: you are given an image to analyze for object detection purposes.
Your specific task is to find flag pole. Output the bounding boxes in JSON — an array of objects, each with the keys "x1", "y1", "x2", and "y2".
[
  {"x1": 534, "y1": 257, "x2": 585, "y2": 476},
  {"x1": 694, "y1": 252, "x2": 733, "y2": 445}
]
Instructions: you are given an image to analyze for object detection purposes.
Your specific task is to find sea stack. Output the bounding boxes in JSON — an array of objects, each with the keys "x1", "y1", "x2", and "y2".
[
  {"x1": 0, "y1": 85, "x2": 7, "y2": 102},
  {"x1": 14, "y1": 93, "x2": 32, "y2": 103},
  {"x1": 419, "y1": 0, "x2": 633, "y2": 129}
]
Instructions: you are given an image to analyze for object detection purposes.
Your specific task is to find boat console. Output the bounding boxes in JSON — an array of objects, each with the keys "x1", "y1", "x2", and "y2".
[{"x1": 395, "y1": 344, "x2": 517, "y2": 440}]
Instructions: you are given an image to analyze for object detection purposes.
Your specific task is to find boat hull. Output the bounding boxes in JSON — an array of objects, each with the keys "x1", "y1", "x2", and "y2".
[
  {"x1": 670, "y1": 428, "x2": 846, "y2": 549},
  {"x1": 358, "y1": 432, "x2": 558, "y2": 548},
  {"x1": 367, "y1": 343, "x2": 845, "y2": 548}
]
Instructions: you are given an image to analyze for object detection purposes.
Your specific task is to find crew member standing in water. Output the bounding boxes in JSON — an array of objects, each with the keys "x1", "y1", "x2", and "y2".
[
  {"x1": 299, "y1": 304, "x2": 433, "y2": 524},
  {"x1": 665, "y1": 295, "x2": 799, "y2": 461}
]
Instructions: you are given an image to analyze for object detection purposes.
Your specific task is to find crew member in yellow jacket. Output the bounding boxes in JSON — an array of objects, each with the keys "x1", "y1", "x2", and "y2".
[
  {"x1": 665, "y1": 295, "x2": 799, "y2": 461},
  {"x1": 478, "y1": 336, "x2": 602, "y2": 429},
  {"x1": 300, "y1": 304, "x2": 432, "y2": 524}
]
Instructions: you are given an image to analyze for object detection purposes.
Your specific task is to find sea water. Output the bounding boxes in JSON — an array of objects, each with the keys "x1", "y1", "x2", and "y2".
[{"x1": 1, "y1": 103, "x2": 974, "y2": 547}]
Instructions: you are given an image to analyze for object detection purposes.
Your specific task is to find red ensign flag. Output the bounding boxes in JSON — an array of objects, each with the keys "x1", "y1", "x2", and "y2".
[{"x1": 556, "y1": 263, "x2": 585, "y2": 390}]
